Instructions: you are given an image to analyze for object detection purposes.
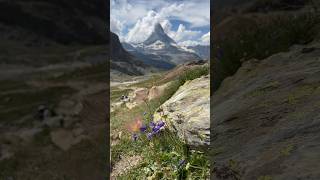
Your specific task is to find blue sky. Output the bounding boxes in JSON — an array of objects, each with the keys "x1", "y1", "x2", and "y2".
[{"x1": 111, "y1": 0, "x2": 210, "y2": 46}]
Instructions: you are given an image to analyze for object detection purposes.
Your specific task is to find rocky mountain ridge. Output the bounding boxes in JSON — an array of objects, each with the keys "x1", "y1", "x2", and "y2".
[{"x1": 143, "y1": 23, "x2": 176, "y2": 46}]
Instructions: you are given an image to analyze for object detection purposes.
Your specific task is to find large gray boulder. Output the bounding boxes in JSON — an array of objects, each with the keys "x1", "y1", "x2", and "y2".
[
  {"x1": 154, "y1": 75, "x2": 210, "y2": 148},
  {"x1": 212, "y1": 42, "x2": 320, "y2": 179}
]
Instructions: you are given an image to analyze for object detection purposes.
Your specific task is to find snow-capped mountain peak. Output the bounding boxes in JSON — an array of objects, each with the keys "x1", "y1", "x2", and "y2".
[
  {"x1": 143, "y1": 23, "x2": 176, "y2": 46},
  {"x1": 121, "y1": 23, "x2": 203, "y2": 66},
  {"x1": 145, "y1": 40, "x2": 166, "y2": 50}
]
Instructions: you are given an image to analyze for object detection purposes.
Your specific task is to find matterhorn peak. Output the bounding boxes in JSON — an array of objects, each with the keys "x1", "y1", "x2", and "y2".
[{"x1": 143, "y1": 23, "x2": 176, "y2": 46}]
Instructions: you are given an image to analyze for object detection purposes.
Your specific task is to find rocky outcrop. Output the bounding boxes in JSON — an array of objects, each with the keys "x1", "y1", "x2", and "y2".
[
  {"x1": 212, "y1": 42, "x2": 320, "y2": 179},
  {"x1": 123, "y1": 82, "x2": 171, "y2": 110},
  {"x1": 148, "y1": 83, "x2": 169, "y2": 100},
  {"x1": 50, "y1": 128, "x2": 87, "y2": 151},
  {"x1": 125, "y1": 88, "x2": 148, "y2": 109},
  {"x1": 154, "y1": 75, "x2": 210, "y2": 148},
  {"x1": 130, "y1": 88, "x2": 149, "y2": 104}
]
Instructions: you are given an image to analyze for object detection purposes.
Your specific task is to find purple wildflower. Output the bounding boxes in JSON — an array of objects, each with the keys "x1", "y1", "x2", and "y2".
[
  {"x1": 147, "y1": 133, "x2": 153, "y2": 140},
  {"x1": 143, "y1": 112, "x2": 147, "y2": 116},
  {"x1": 178, "y1": 159, "x2": 186, "y2": 168},
  {"x1": 149, "y1": 121, "x2": 156, "y2": 128},
  {"x1": 132, "y1": 133, "x2": 138, "y2": 141},
  {"x1": 140, "y1": 124, "x2": 147, "y2": 132},
  {"x1": 150, "y1": 120, "x2": 165, "y2": 134},
  {"x1": 157, "y1": 120, "x2": 165, "y2": 127},
  {"x1": 152, "y1": 125, "x2": 160, "y2": 133}
]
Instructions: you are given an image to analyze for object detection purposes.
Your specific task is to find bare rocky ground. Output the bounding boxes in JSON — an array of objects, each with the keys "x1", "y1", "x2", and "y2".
[
  {"x1": 110, "y1": 155, "x2": 142, "y2": 179},
  {"x1": 212, "y1": 41, "x2": 320, "y2": 179},
  {"x1": 0, "y1": 48, "x2": 108, "y2": 179}
]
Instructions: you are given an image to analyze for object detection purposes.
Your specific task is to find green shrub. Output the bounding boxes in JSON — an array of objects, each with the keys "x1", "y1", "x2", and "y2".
[{"x1": 164, "y1": 65, "x2": 209, "y2": 99}]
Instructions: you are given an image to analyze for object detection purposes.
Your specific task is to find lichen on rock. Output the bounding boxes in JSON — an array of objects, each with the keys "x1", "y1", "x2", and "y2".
[{"x1": 153, "y1": 75, "x2": 210, "y2": 148}]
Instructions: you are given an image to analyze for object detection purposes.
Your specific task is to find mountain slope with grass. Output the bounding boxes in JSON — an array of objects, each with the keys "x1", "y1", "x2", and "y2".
[{"x1": 110, "y1": 32, "x2": 153, "y2": 79}]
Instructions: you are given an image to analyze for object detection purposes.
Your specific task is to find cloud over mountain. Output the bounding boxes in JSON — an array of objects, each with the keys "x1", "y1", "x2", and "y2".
[{"x1": 111, "y1": 0, "x2": 210, "y2": 46}]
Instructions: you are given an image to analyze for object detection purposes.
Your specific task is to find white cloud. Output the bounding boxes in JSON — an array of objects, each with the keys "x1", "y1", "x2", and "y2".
[
  {"x1": 178, "y1": 40, "x2": 200, "y2": 46},
  {"x1": 111, "y1": 0, "x2": 164, "y2": 26},
  {"x1": 112, "y1": 0, "x2": 210, "y2": 44},
  {"x1": 110, "y1": 17, "x2": 124, "y2": 35},
  {"x1": 160, "y1": 2, "x2": 210, "y2": 28},
  {"x1": 201, "y1": 32, "x2": 210, "y2": 45},
  {"x1": 160, "y1": 19, "x2": 173, "y2": 35},
  {"x1": 173, "y1": 24, "x2": 201, "y2": 42},
  {"x1": 179, "y1": 32, "x2": 210, "y2": 46},
  {"x1": 125, "y1": 11, "x2": 202, "y2": 44},
  {"x1": 125, "y1": 10, "x2": 164, "y2": 43},
  {"x1": 111, "y1": 0, "x2": 209, "y2": 27}
]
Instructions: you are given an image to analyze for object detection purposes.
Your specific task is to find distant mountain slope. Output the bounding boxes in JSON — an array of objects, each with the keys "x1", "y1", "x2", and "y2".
[
  {"x1": 122, "y1": 42, "x2": 176, "y2": 70},
  {"x1": 110, "y1": 32, "x2": 151, "y2": 77},
  {"x1": 0, "y1": 0, "x2": 108, "y2": 45},
  {"x1": 186, "y1": 45, "x2": 210, "y2": 60}
]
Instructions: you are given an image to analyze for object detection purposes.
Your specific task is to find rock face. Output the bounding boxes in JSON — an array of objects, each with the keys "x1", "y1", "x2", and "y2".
[
  {"x1": 143, "y1": 23, "x2": 176, "y2": 46},
  {"x1": 148, "y1": 83, "x2": 169, "y2": 100},
  {"x1": 154, "y1": 75, "x2": 210, "y2": 148},
  {"x1": 212, "y1": 42, "x2": 320, "y2": 179}
]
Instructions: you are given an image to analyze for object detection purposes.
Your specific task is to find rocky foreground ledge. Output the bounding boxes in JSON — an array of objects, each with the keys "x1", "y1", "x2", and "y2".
[
  {"x1": 212, "y1": 41, "x2": 320, "y2": 179},
  {"x1": 154, "y1": 75, "x2": 210, "y2": 149}
]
